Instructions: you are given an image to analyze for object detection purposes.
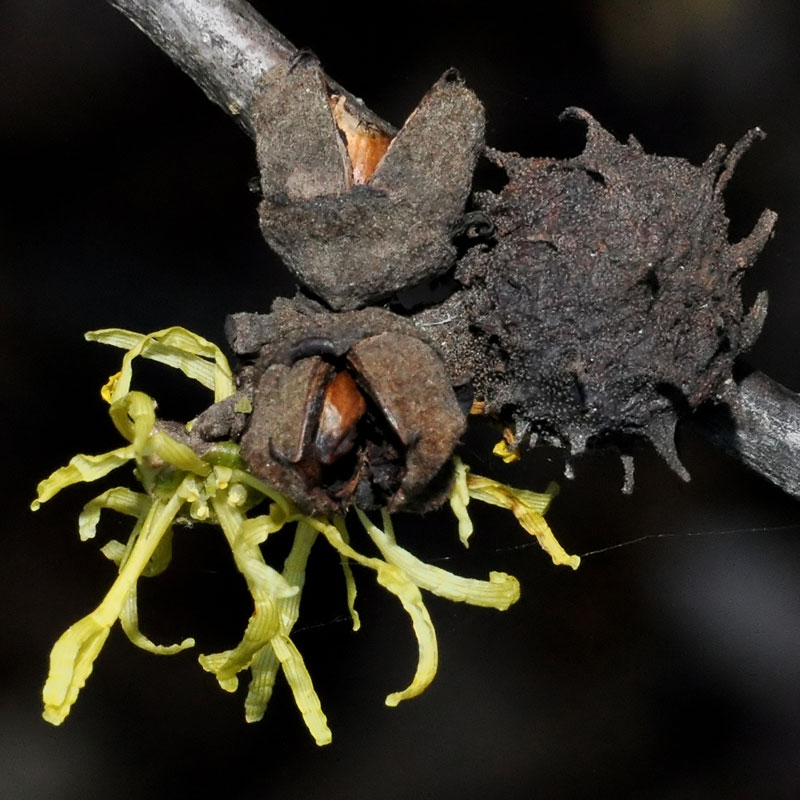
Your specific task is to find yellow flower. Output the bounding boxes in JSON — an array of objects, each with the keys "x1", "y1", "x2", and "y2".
[{"x1": 32, "y1": 326, "x2": 578, "y2": 744}]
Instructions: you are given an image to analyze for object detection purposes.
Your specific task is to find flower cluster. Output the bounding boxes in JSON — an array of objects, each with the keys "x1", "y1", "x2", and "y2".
[{"x1": 32, "y1": 327, "x2": 578, "y2": 744}]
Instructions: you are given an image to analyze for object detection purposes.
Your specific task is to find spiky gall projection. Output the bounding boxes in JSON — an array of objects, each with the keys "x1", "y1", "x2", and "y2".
[{"x1": 429, "y1": 109, "x2": 776, "y2": 485}]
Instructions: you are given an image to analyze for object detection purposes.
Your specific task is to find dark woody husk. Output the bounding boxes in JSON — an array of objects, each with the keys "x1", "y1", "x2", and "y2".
[{"x1": 419, "y1": 109, "x2": 776, "y2": 485}]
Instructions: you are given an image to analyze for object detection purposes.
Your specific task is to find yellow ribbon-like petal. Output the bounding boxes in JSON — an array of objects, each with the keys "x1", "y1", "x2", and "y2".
[
  {"x1": 359, "y1": 509, "x2": 520, "y2": 611},
  {"x1": 42, "y1": 476, "x2": 197, "y2": 723},
  {"x1": 87, "y1": 326, "x2": 235, "y2": 403},
  {"x1": 466, "y1": 474, "x2": 579, "y2": 569}
]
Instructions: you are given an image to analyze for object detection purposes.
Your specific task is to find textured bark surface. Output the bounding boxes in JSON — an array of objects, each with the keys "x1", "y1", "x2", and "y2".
[
  {"x1": 694, "y1": 370, "x2": 800, "y2": 500},
  {"x1": 107, "y1": 0, "x2": 392, "y2": 136},
  {"x1": 420, "y1": 111, "x2": 776, "y2": 482}
]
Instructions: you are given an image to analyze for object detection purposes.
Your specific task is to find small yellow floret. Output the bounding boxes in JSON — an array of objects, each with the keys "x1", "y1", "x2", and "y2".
[
  {"x1": 100, "y1": 371, "x2": 122, "y2": 404},
  {"x1": 493, "y1": 438, "x2": 521, "y2": 463}
]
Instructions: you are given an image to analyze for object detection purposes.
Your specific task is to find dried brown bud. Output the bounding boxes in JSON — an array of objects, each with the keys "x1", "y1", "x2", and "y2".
[
  {"x1": 229, "y1": 301, "x2": 466, "y2": 515},
  {"x1": 253, "y1": 61, "x2": 485, "y2": 310}
]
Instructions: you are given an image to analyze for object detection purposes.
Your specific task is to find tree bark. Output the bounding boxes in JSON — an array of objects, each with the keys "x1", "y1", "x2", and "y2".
[
  {"x1": 694, "y1": 371, "x2": 800, "y2": 500},
  {"x1": 106, "y1": 0, "x2": 393, "y2": 137}
]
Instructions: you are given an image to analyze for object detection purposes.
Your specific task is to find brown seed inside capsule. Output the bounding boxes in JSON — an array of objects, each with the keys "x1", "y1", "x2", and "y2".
[
  {"x1": 329, "y1": 94, "x2": 392, "y2": 184},
  {"x1": 313, "y1": 370, "x2": 367, "y2": 464},
  {"x1": 239, "y1": 327, "x2": 466, "y2": 515}
]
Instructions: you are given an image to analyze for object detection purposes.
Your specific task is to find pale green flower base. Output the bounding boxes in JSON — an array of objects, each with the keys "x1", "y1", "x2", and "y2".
[{"x1": 32, "y1": 326, "x2": 579, "y2": 745}]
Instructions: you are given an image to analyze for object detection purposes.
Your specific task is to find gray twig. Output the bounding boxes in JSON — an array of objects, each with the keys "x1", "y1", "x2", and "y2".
[
  {"x1": 694, "y1": 371, "x2": 800, "y2": 500},
  {"x1": 106, "y1": 0, "x2": 393, "y2": 136}
]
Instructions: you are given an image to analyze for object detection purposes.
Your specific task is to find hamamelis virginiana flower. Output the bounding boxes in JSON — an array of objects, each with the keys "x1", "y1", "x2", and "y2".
[{"x1": 32, "y1": 326, "x2": 578, "y2": 745}]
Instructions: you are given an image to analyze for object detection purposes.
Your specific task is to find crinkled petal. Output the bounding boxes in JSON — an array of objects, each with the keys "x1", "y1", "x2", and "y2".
[
  {"x1": 99, "y1": 540, "x2": 127, "y2": 563},
  {"x1": 466, "y1": 474, "x2": 579, "y2": 569},
  {"x1": 87, "y1": 327, "x2": 235, "y2": 403},
  {"x1": 144, "y1": 430, "x2": 211, "y2": 476},
  {"x1": 42, "y1": 616, "x2": 110, "y2": 725},
  {"x1": 375, "y1": 563, "x2": 438, "y2": 707},
  {"x1": 467, "y1": 473, "x2": 558, "y2": 514},
  {"x1": 245, "y1": 522, "x2": 318, "y2": 722},
  {"x1": 492, "y1": 438, "x2": 521, "y2": 463},
  {"x1": 79, "y1": 487, "x2": 150, "y2": 541},
  {"x1": 309, "y1": 518, "x2": 439, "y2": 707},
  {"x1": 271, "y1": 635, "x2": 331, "y2": 745},
  {"x1": 41, "y1": 477, "x2": 195, "y2": 723},
  {"x1": 119, "y1": 580, "x2": 195, "y2": 655},
  {"x1": 448, "y1": 457, "x2": 474, "y2": 547},
  {"x1": 32, "y1": 447, "x2": 135, "y2": 510},
  {"x1": 245, "y1": 646, "x2": 280, "y2": 723},
  {"x1": 333, "y1": 517, "x2": 361, "y2": 631},
  {"x1": 358, "y1": 509, "x2": 520, "y2": 611},
  {"x1": 199, "y1": 496, "x2": 294, "y2": 689},
  {"x1": 108, "y1": 391, "x2": 156, "y2": 451}
]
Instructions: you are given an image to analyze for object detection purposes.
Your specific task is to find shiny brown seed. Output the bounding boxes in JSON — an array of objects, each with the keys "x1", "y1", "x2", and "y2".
[{"x1": 314, "y1": 370, "x2": 367, "y2": 464}]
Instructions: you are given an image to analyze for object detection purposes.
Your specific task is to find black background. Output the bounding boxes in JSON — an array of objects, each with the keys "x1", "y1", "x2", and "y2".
[{"x1": 3, "y1": 1, "x2": 800, "y2": 797}]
